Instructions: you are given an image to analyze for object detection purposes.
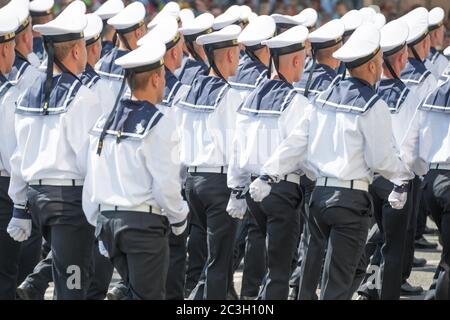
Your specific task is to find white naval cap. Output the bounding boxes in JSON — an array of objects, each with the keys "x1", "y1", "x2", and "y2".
[
  {"x1": 371, "y1": 13, "x2": 386, "y2": 30},
  {"x1": 238, "y1": 15, "x2": 275, "y2": 49},
  {"x1": 108, "y1": 2, "x2": 146, "y2": 34},
  {"x1": 399, "y1": 7, "x2": 429, "y2": 46},
  {"x1": 428, "y1": 7, "x2": 445, "y2": 31},
  {"x1": 3, "y1": 0, "x2": 30, "y2": 34},
  {"x1": 271, "y1": 13, "x2": 303, "y2": 30},
  {"x1": 297, "y1": 8, "x2": 318, "y2": 29},
  {"x1": 137, "y1": 16, "x2": 181, "y2": 50},
  {"x1": 147, "y1": 1, "x2": 180, "y2": 29},
  {"x1": 84, "y1": 13, "x2": 103, "y2": 46},
  {"x1": 380, "y1": 19, "x2": 409, "y2": 56},
  {"x1": 308, "y1": 19, "x2": 344, "y2": 50},
  {"x1": 33, "y1": 0, "x2": 87, "y2": 40},
  {"x1": 443, "y1": 46, "x2": 450, "y2": 57},
  {"x1": 262, "y1": 25, "x2": 308, "y2": 55},
  {"x1": 333, "y1": 23, "x2": 380, "y2": 69},
  {"x1": 115, "y1": 40, "x2": 166, "y2": 72},
  {"x1": 248, "y1": 12, "x2": 258, "y2": 23},
  {"x1": 240, "y1": 5, "x2": 253, "y2": 24},
  {"x1": 341, "y1": 10, "x2": 363, "y2": 36},
  {"x1": 197, "y1": 24, "x2": 241, "y2": 49},
  {"x1": 179, "y1": 8, "x2": 195, "y2": 26},
  {"x1": 359, "y1": 6, "x2": 376, "y2": 21},
  {"x1": 29, "y1": 0, "x2": 53, "y2": 17},
  {"x1": 213, "y1": 5, "x2": 241, "y2": 30},
  {"x1": 179, "y1": 12, "x2": 214, "y2": 38},
  {"x1": 0, "y1": 7, "x2": 19, "y2": 43},
  {"x1": 94, "y1": 0, "x2": 124, "y2": 21}
]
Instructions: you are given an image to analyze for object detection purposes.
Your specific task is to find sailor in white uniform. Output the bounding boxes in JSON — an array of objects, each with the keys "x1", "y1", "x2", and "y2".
[
  {"x1": 439, "y1": 47, "x2": 450, "y2": 85},
  {"x1": 6, "y1": 2, "x2": 102, "y2": 299},
  {"x1": 399, "y1": 7, "x2": 438, "y2": 103},
  {"x1": 402, "y1": 69, "x2": 450, "y2": 301},
  {"x1": 337, "y1": 10, "x2": 363, "y2": 78},
  {"x1": 297, "y1": 8, "x2": 318, "y2": 73},
  {"x1": 137, "y1": 16, "x2": 190, "y2": 300},
  {"x1": 93, "y1": 0, "x2": 124, "y2": 58},
  {"x1": 249, "y1": 23, "x2": 414, "y2": 300},
  {"x1": 426, "y1": 7, "x2": 448, "y2": 79},
  {"x1": 0, "y1": 10, "x2": 22, "y2": 300},
  {"x1": 176, "y1": 13, "x2": 212, "y2": 86},
  {"x1": 84, "y1": 41, "x2": 188, "y2": 300},
  {"x1": 174, "y1": 25, "x2": 243, "y2": 300},
  {"x1": 227, "y1": 25, "x2": 310, "y2": 300},
  {"x1": 28, "y1": 0, "x2": 54, "y2": 65},
  {"x1": 95, "y1": 2, "x2": 146, "y2": 98},
  {"x1": 5, "y1": 0, "x2": 42, "y2": 96},
  {"x1": 357, "y1": 19, "x2": 423, "y2": 300},
  {"x1": 226, "y1": 15, "x2": 276, "y2": 300},
  {"x1": 290, "y1": 19, "x2": 345, "y2": 301}
]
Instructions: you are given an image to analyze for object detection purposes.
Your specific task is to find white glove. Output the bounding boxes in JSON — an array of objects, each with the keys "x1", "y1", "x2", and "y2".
[
  {"x1": 7, "y1": 217, "x2": 32, "y2": 242},
  {"x1": 171, "y1": 219, "x2": 187, "y2": 236},
  {"x1": 226, "y1": 187, "x2": 248, "y2": 220},
  {"x1": 388, "y1": 185, "x2": 408, "y2": 210},
  {"x1": 249, "y1": 177, "x2": 273, "y2": 202},
  {"x1": 98, "y1": 240, "x2": 109, "y2": 258}
]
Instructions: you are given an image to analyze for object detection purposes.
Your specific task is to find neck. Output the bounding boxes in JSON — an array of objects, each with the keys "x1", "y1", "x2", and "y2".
[
  {"x1": 0, "y1": 64, "x2": 9, "y2": 76},
  {"x1": 382, "y1": 64, "x2": 401, "y2": 80},
  {"x1": 209, "y1": 64, "x2": 230, "y2": 80},
  {"x1": 253, "y1": 50, "x2": 269, "y2": 66},
  {"x1": 53, "y1": 61, "x2": 80, "y2": 76},
  {"x1": 87, "y1": 55, "x2": 97, "y2": 68},
  {"x1": 164, "y1": 58, "x2": 177, "y2": 75},
  {"x1": 276, "y1": 65, "x2": 295, "y2": 84},
  {"x1": 15, "y1": 42, "x2": 30, "y2": 59},
  {"x1": 118, "y1": 34, "x2": 135, "y2": 51},
  {"x1": 132, "y1": 88, "x2": 159, "y2": 106}
]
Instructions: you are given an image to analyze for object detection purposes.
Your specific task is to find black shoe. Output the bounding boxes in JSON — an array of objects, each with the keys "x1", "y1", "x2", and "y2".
[
  {"x1": 16, "y1": 282, "x2": 44, "y2": 300},
  {"x1": 414, "y1": 236, "x2": 438, "y2": 250},
  {"x1": 106, "y1": 286, "x2": 128, "y2": 300},
  {"x1": 413, "y1": 256, "x2": 427, "y2": 268},
  {"x1": 423, "y1": 226, "x2": 438, "y2": 235},
  {"x1": 401, "y1": 281, "x2": 424, "y2": 296}
]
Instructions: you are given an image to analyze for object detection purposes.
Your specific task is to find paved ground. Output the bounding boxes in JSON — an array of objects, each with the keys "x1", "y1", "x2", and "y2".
[{"x1": 43, "y1": 219, "x2": 442, "y2": 300}]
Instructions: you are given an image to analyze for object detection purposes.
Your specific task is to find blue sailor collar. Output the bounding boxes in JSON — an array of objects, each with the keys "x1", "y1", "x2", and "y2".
[
  {"x1": 228, "y1": 56, "x2": 268, "y2": 91},
  {"x1": 91, "y1": 99, "x2": 163, "y2": 140},
  {"x1": 315, "y1": 77, "x2": 380, "y2": 114},
  {"x1": 175, "y1": 57, "x2": 208, "y2": 86},
  {"x1": 304, "y1": 56, "x2": 314, "y2": 73},
  {"x1": 16, "y1": 72, "x2": 82, "y2": 115},
  {"x1": 81, "y1": 64, "x2": 101, "y2": 89},
  {"x1": 294, "y1": 64, "x2": 341, "y2": 97},
  {"x1": 101, "y1": 41, "x2": 115, "y2": 58},
  {"x1": 160, "y1": 68, "x2": 183, "y2": 107},
  {"x1": 7, "y1": 53, "x2": 31, "y2": 85},
  {"x1": 420, "y1": 79, "x2": 450, "y2": 113},
  {"x1": 439, "y1": 68, "x2": 450, "y2": 84},
  {"x1": 238, "y1": 78, "x2": 297, "y2": 117},
  {"x1": 176, "y1": 75, "x2": 229, "y2": 113},
  {"x1": 400, "y1": 58, "x2": 432, "y2": 85},
  {"x1": 0, "y1": 74, "x2": 12, "y2": 97},
  {"x1": 32, "y1": 37, "x2": 45, "y2": 61},
  {"x1": 96, "y1": 47, "x2": 128, "y2": 81},
  {"x1": 377, "y1": 78, "x2": 411, "y2": 114}
]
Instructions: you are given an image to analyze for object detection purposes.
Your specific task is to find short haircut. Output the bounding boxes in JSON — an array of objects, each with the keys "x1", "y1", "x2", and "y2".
[
  {"x1": 53, "y1": 39, "x2": 80, "y2": 61},
  {"x1": 128, "y1": 66, "x2": 163, "y2": 91}
]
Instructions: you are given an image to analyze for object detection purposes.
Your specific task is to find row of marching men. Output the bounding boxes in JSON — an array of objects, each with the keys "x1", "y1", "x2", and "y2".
[{"x1": 0, "y1": 0, "x2": 449, "y2": 300}]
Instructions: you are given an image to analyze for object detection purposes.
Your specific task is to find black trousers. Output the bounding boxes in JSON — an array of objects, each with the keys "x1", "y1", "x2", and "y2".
[
  {"x1": 0, "y1": 177, "x2": 21, "y2": 299},
  {"x1": 402, "y1": 176, "x2": 422, "y2": 282},
  {"x1": 185, "y1": 212, "x2": 207, "y2": 293},
  {"x1": 361, "y1": 176, "x2": 412, "y2": 299},
  {"x1": 185, "y1": 173, "x2": 238, "y2": 300},
  {"x1": 246, "y1": 180, "x2": 302, "y2": 300},
  {"x1": 97, "y1": 211, "x2": 170, "y2": 300},
  {"x1": 17, "y1": 216, "x2": 42, "y2": 286},
  {"x1": 307, "y1": 186, "x2": 372, "y2": 300},
  {"x1": 166, "y1": 227, "x2": 188, "y2": 300},
  {"x1": 422, "y1": 170, "x2": 450, "y2": 269},
  {"x1": 27, "y1": 185, "x2": 95, "y2": 300},
  {"x1": 239, "y1": 213, "x2": 266, "y2": 297}
]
